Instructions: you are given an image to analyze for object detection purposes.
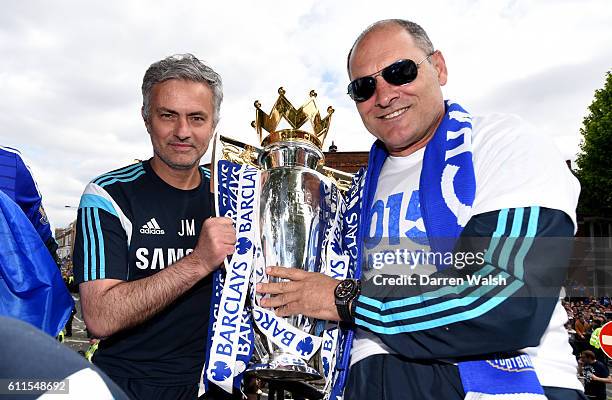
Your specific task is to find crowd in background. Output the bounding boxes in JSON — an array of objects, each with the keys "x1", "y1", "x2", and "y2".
[{"x1": 564, "y1": 297, "x2": 612, "y2": 361}]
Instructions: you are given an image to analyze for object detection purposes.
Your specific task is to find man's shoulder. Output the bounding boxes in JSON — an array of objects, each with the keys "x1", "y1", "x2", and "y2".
[
  {"x1": 0, "y1": 146, "x2": 29, "y2": 176},
  {"x1": 198, "y1": 165, "x2": 212, "y2": 188},
  {"x1": 470, "y1": 111, "x2": 565, "y2": 168},
  {"x1": 468, "y1": 111, "x2": 580, "y2": 226},
  {"x1": 89, "y1": 162, "x2": 147, "y2": 189},
  {"x1": 0, "y1": 147, "x2": 19, "y2": 196},
  {"x1": 595, "y1": 360, "x2": 609, "y2": 373},
  {"x1": 0, "y1": 145, "x2": 20, "y2": 160},
  {"x1": 471, "y1": 112, "x2": 535, "y2": 148},
  {"x1": 78, "y1": 162, "x2": 149, "y2": 218},
  {"x1": 199, "y1": 165, "x2": 211, "y2": 179},
  {"x1": 0, "y1": 146, "x2": 43, "y2": 204}
]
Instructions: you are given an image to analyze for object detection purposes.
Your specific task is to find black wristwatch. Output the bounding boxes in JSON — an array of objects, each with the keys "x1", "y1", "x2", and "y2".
[{"x1": 335, "y1": 279, "x2": 361, "y2": 323}]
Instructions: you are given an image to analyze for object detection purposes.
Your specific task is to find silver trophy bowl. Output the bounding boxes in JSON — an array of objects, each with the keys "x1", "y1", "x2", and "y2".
[{"x1": 246, "y1": 140, "x2": 329, "y2": 382}]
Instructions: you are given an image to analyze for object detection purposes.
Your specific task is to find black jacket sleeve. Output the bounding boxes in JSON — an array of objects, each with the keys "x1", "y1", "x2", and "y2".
[{"x1": 353, "y1": 206, "x2": 573, "y2": 360}]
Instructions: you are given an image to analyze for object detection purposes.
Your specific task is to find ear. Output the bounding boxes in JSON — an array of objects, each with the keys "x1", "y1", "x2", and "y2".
[
  {"x1": 141, "y1": 106, "x2": 151, "y2": 133},
  {"x1": 431, "y1": 50, "x2": 448, "y2": 86}
]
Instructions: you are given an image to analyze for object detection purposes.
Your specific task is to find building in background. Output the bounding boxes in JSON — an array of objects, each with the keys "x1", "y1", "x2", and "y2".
[
  {"x1": 323, "y1": 146, "x2": 369, "y2": 174},
  {"x1": 55, "y1": 221, "x2": 76, "y2": 272}
]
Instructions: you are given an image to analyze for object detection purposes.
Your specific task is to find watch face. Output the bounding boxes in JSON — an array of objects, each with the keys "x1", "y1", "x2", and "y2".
[{"x1": 336, "y1": 280, "x2": 355, "y2": 300}]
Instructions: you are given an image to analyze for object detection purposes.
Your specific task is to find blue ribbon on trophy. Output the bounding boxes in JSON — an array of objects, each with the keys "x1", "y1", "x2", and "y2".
[
  {"x1": 206, "y1": 163, "x2": 259, "y2": 393},
  {"x1": 329, "y1": 168, "x2": 366, "y2": 400},
  {"x1": 200, "y1": 161, "x2": 257, "y2": 395},
  {"x1": 201, "y1": 88, "x2": 358, "y2": 399}
]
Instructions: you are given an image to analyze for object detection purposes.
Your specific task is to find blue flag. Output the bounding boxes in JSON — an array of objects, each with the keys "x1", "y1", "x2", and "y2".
[{"x1": 0, "y1": 190, "x2": 73, "y2": 336}]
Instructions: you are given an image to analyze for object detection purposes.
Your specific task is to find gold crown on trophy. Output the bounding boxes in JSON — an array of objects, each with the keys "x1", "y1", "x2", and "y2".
[{"x1": 251, "y1": 87, "x2": 334, "y2": 149}]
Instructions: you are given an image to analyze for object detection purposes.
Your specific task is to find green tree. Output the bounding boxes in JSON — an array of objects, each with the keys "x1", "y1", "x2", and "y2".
[{"x1": 575, "y1": 71, "x2": 612, "y2": 216}]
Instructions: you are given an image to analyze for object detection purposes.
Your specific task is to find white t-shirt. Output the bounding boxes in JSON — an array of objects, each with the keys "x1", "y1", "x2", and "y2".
[
  {"x1": 350, "y1": 113, "x2": 582, "y2": 391},
  {"x1": 352, "y1": 147, "x2": 433, "y2": 367}
]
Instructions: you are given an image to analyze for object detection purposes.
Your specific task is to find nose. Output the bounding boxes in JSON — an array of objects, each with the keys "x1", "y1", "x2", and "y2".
[
  {"x1": 175, "y1": 116, "x2": 190, "y2": 139},
  {"x1": 374, "y1": 76, "x2": 399, "y2": 108}
]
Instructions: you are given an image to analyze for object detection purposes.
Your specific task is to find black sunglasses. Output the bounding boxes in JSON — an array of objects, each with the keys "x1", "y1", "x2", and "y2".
[{"x1": 347, "y1": 53, "x2": 434, "y2": 102}]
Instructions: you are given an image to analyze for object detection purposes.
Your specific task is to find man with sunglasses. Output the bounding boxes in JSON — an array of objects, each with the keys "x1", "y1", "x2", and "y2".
[{"x1": 258, "y1": 19, "x2": 585, "y2": 399}]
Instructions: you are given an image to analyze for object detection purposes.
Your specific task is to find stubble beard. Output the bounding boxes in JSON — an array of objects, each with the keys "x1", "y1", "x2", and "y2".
[{"x1": 154, "y1": 149, "x2": 201, "y2": 171}]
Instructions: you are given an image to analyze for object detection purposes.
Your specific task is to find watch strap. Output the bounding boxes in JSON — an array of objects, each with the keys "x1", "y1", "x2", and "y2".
[{"x1": 335, "y1": 279, "x2": 360, "y2": 323}]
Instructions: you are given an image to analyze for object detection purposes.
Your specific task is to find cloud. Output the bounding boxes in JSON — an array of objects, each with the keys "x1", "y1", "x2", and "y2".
[
  {"x1": 467, "y1": 50, "x2": 611, "y2": 159},
  {"x1": 1, "y1": 0, "x2": 610, "y2": 229}
]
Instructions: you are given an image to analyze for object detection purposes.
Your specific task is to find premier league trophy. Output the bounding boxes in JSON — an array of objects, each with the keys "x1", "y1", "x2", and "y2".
[{"x1": 205, "y1": 88, "x2": 353, "y2": 398}]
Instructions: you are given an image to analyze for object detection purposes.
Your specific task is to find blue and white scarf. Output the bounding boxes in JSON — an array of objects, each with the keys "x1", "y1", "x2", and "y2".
[
  {"x1": 201, "y1": 160, "x2": 354, "y2": 398},
  {"x1": 332, "y1": 101, "x2": 546, "y2": 400}
]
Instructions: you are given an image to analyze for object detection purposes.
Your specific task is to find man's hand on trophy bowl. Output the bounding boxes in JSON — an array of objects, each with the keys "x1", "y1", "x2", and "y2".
[{"x1": 256, "y1": 266, "x2": 341, "y2": 321}]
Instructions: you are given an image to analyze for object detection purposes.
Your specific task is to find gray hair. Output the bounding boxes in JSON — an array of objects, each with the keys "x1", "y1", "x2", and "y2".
[
  {"x1": 141, "y1": 53, "x2": 223, "y2": 127},
  {"x1": 347, "y1": 19, "x2": 435, "y2": 75}
]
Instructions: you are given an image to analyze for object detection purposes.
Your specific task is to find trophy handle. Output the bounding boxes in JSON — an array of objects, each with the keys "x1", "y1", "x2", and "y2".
[
  {"x1": 218, "y1": 135, "x2": 262, "y2": 168},
  {"x1": 317, "y1": 165, "x2": 353, "y2": 193},
  {"x1": 215, "y1": 134, "x2": 354, "y2": 194}
]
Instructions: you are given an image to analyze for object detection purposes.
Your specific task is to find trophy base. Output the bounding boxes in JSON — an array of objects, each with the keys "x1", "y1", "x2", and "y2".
[{"x1": 245, "y1": 354, "x2": 323, "y2": 381}]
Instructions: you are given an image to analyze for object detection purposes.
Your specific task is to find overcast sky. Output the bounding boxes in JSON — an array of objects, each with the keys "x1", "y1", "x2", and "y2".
[{"x1": 2, "y1": 0, "x2": 610, "y2": 230}]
